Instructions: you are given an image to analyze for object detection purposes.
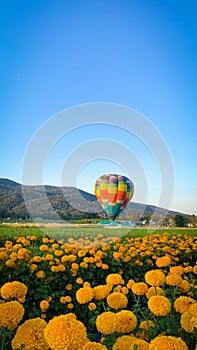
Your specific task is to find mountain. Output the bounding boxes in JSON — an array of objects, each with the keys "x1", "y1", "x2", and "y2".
[{"x1": 0, "y1": 178, "x2": 181, "y2": 222}]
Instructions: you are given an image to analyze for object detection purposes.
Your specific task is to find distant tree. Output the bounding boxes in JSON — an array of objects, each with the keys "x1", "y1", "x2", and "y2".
[{"x1": 174, "y1": 214, "x2": 188, "y2": 227}]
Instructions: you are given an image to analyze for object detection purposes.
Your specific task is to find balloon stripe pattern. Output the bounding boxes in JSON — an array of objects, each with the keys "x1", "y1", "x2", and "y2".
[{"x1": 95, "y1": 174, "x2": 134, "y2": 220}]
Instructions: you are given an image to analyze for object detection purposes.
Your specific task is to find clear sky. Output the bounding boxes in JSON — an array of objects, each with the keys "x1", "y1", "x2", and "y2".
[{"x1": 1, "y1": 0, "x2": 197, "y2": 215}]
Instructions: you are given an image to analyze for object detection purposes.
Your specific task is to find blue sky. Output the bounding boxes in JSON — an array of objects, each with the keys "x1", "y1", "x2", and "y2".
[{"x1": 1, "y1": 0, "x2": 197, "y2": 214}]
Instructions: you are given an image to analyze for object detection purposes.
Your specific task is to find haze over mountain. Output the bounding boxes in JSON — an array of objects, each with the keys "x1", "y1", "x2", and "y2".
[{"x1": 0, "y1": 178, "x2": 181, "y2": 222}]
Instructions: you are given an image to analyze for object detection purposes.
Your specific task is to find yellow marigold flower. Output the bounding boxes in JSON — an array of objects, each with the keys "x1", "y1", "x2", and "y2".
[
  {"x1": 126, "y1": 279, "x2": 135, "y2": 289},
  {"x1": 32, "y1": 256, "x2": 43, "y2": 263},
  {"x1": 65, "y1": 283, "x2": 73, "y2": 291},
  {"x1": 40, "y1": 300, "x2": 49, "y2": 311},
  {"x1": 44, "y1": 314, "x2": 88, "y2": 350},
  {"x1": 146, "y1": 286, "x2": 164, "y2": 299},
  {"x1": 193, "y1": 265, "x2": 197, "y2": 274},
  {"x1": 82, "y1": 342, "x2": 107, "y2": 350},
  {"x1": 149, "y1": 335, "x2": 188, "y2": 350},
  {"x1": 51, "y1": 265, "x2": 59, "y2": 272},
  {"x1": 101, "y1": 263, "x2": 109, "y2": 270},
  {"x1": 166, "y1": 273, "x2": 183, "y2": 286},
  {"x1": 180, "y1": 280, "x2": 191, "y2": 293},
  {"x1": 78, "y1": 249, "x2": 87, "y2": 257},
  {"x1": 116, "y1": 310, "x2": 137, "y2": 333},
  {"x1": 0, "y1": 251, "x2": 8, "y2": 260},
  {"x1": 12, "y1": 317, "x2": 48, "y2": 350},
  {"x1": 121, "y1": 287, "x2": 129, "y2": 295},
  {"x1": 10, "y1": 252, "x2": 18, "y2": 261},
  {"x1": 174, "y1": 296, "x2": 196, "y2": 314},
  {"x1": 39, "y1": 245, "x2": 50, "y2": 252},
  {"x1": 148, "y1": 295, "x2": 171, "y2": 316},
  {"x1": 54, "y1": 249, "x2": 64, "y2": 257},
  {"x1": 45, "y1": 254, "x2": 54, "y2": 260},
  {"x1": 76, "y1": 286, "x2": 94, "y2": 304},
  {"x1": 36, "y1": 270, "x2": 46, "y2": 278},
  {"x1": 0, "y1": 300, "x2": 24, "y2": 330},
  {"x1": 67, "y1": 254, "x2": 77, "y2": 262},
  {"x1": 180, "y1": 304, "x2": 197, "y2": 333},
  {"x1": 42, "y1": 237, "x2": 50, "y2": 243},
  {"x1": 76, "y1": 277, "x2": 83, "y2": 284},
  {"x1": 106, "y1": 273, "x2": 124, "y2": 285},
  {"x1": 145, "y1": 269, "x2": 166, "y2": 287},
  {"x1": 131, "y1": 282, "x2": 148, "y2": 296},
  {"x1": 96, "y1": 311, "x2": 117, "y2": 334},
  {"x1": 156, "y1": 255, "x2": 172, "y2": 267},
  {"x1": 129, "y1": 338, "x2": 149, "y2": 350},
  {"x1": 0, "y1": 281, "x2": 27, "y2": 302},
  {"x1": 80, "y1": 261, "x2": 88, "y2": 268},
  {"x1": 88, "y1": 302, "x2": 97, "y2": 311},
  {"x1": 5, "y1": 259, "x2": 16, "y2": 267},
  {"x1": 170, "y1": 265, "x2": 184, "y2": 275},
  {"x1": 71, "y1": 262, "x2": 79, "y2": 270},
  {"x1": 67, "y1": 303, "x2": 74, "y2": 309},
  {"x1": 93, "y1": 285, "x2": 112, "y2": 300},
  {"x1": 29, "y1": 263, "x2": 38, "y2": 273},
  {"x1": 140, "y1": 320, "x2": 155, "y2": 330},
  {"x1": 107, "y1": 292, "x2": 128, "y2": 310},
  {"x1": 112, "y1": 335, "x2": 134, "y2": 350}
]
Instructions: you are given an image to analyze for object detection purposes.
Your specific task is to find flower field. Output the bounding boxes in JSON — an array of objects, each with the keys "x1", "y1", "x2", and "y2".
[{"x1": 0, "y1": 228, "x2": 197, "y2": 349}]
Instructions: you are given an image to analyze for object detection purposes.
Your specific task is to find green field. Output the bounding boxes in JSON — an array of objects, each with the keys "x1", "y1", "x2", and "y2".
[{"x1": 0, "y1": 224, "x2": 196, "y2": 245}]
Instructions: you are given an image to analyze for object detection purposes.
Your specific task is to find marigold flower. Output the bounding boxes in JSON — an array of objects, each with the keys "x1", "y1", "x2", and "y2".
[
  {"x1": 131, "y1": 282, "x2": 148, "y2": 295},
  {"x1": 174, "y1": 296, "x2": 196, "y2": 314},
  {"x1": 149, "y1": 335, "x2": 188, "y2": 350},
  {"x1": 0, "y1": 300, "x2": 24, "y2": 330},
  {"x1": 139, "y1": 320, "x2": 155, "y2": 330},
  {"x1": 126, "y1": 279, "x2": 135, "y2": 289},
  {"x1": 67, "y1": 303, "x2": 74, "y2": 309},
  {"x1": 88, "y1": 302, "x2": 97, "y2": 311},
  {"x1": 12, "y1": 317, "x2": 48, "y2": 350},
  {"x1": 29, "y1": 263, "x2": 38, "y2": 273},
  {"x1": 116, "y1": 310, "x2": 137, "y2": 333},
  {"x1": 156, "y1": 255, "x2": 172, "y2": 267},
  {"x1": 0, "y1": 251, "x2": 8, "y2": 260},
  {"x1": 76, "y1": 277, "x2": 83, "y2": 284},
  {"x1": 193, "y1": 265, "x2": 197, "y2": 274},
  {"x1": 0, "y1": 281, "x2": 27, "y2": 302},
  {"x1": 146, "y1": 286, "x2": 164, "y2": 299},
  {"x1": 36, "y1": 270, "x2": 46, "y2": 278},
  {"x1": 76, "y1": 286, "x2": 94, "y2": 304},
  {"x1": 65, "y1": 283, "x2": 73, "y2": 290},
  {"x1": 93, "y1": 285, "x2": 112, "y2": 300},
  {"x1": 148, "y1": 295, "x2": 171, "y2": 316},
  {"x1": 129, "y1": 338, "x2": 149, "y2": 350},
  {"x1": 180, "y1": 308, "x2": 197, "y2": 333},
  {"x1": 145, "y1": 269, "x2": 166, "y2": 286},
  {"x1": 166, "y1": 273, "x2": 183, "y2": 286},
  {"x1": 44, "y1": 314, "x2": 88, "y2": 350},
  {"x1": 82, "y1": 342, "x2": 107, "y2": 350},
  {"x1": 40, "y1": 300, "x2": 50, "y2": 311},
  {"x1": 96, "y1": 311, "x2": 117, "y2": 334},
  {"x1": 170, "y1": 265, "x2": 184, "y2": 275},
  {"x1": 106, "y1": 273, "x2": 124, "y2": 285},
  {"x1": 5, "y1": 259, "x2": 16, "y2": 267},
  {"x1": 107, "y1": 292, "x2": 128, "y2": 310},
  {"x1": 112, "y1": 335, "x2": 134, "y2": 350},
  {"x1": 32, "y1": 256, "x2": 43, "y2": 263}
]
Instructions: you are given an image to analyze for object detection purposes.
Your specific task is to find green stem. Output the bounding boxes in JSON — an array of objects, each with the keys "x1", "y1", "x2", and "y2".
[{"x1": 1, "y1": 328, "x2": 6, "y2": 350}]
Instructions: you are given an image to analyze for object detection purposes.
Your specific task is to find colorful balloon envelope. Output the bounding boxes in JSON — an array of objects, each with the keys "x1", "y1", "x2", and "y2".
[{"x1": 94, "y1": 174, "x2": 134, "y2": 220}]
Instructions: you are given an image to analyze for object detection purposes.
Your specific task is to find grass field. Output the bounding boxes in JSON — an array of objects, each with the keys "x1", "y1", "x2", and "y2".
[{"x1": 0, "y1": 224, "x2": 196, "y2": 245}]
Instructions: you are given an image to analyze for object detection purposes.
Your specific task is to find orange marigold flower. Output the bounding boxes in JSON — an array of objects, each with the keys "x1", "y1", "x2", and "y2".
[
  {"x1": 126, "y1": 279, "x2": 135, "y2": 289},
  {"x1": 88, "y1": 302, "x2": 97, "y2": 311},
  {"x1": 148, "y1": 295, "x2": 171, "y2": 316},
  {"x1": 174, "y1": 296, "x2": 196, "y2": 314},
  {"x1": 112, "y1": 335, "x2": 134, "y2": 350},
  {"x1": 180, "y1": 303, "x2": 197, "y2": 333},
  {"x1": 0, "y1": 281, "x2": 27, "y2": 302},
  {"x1": 44, "y1": 314, "x2": 88, "y2": 350},
  {"x1": 65, "y1": 283, "x2": 73, "y2": 291},
  {"x1": 93, "y1": 285, "x2": 112, "y2": 300},
  {"x1": 116, "y1": 310, "x2": 137, "y2": 333},
  {"x1": 166, "y1": 273, "x2": 183, "y2": 286},
  {"x1": 76, "y1": 277, "x2": 83, "y2": 284},
  {"x1": 96, "y1": 311, "x2": 117, "y2": 335},
  {"x1": 36, "y1": 270, "x2": 46, "y2": 278},
  {"x1": 156, "y1": 255, "x2": 172, "y2": 267},
  {"x1": 12, "y1": 318, "x2": 49, "y2": 350},
  {"x1": 76, "y1": 286, "x2": 94, "y2": 304},
  {"x1": 131, "y1": 282, "x2": 148, "y2": 296},
  {"x1": 145, "y1": 269, "x2": 166, "y2": 287},
  {"x1": 139, "y1": 320, "x2": 155, "y2": 331},
  {"x1": 149, "y1": 335, "x2": 188, "y2": 350},
  {"x1": 40, "y1": 300, "x2": 50, "y2": 311},
  {"x1": 107, "y1": 292, "x2": 128, "y2": 310},
  {"x1": 5, "y1": 259, "x2": 16, "y2": 268},
  {"x1": 82, "y1": 342, "x2": 107, "y2": 349},
  {"x1": 146, "y1": 286, "x2": 164, "y2": 299},
  {"x1": 0, "y1": 300, "x2": 24, "y2": 331},
  {"x1": 129, "y1": 338, "x2": 149, "y2": 350},
  {"x1": 106, "y1": 273, "x2": 124, "y2": 285},
  {"x1": 170, "y1": 265, "x2": 184, "y2": 275}
]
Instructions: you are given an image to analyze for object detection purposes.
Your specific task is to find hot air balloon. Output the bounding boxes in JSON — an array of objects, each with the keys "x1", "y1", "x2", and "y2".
[{"x1": 94, "y1": 174, "x2": 134, "y2": 220}]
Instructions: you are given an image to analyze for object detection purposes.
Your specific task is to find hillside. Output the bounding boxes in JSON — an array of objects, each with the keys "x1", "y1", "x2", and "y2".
[{"x1": 0, "y1": 178, "x2": 180, "y2": 222}]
